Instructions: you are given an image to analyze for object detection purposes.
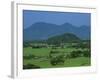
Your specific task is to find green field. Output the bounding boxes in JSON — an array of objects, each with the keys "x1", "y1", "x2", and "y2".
[{"x1": 23, "y1": 45, "x2": 91, "y2": 69}]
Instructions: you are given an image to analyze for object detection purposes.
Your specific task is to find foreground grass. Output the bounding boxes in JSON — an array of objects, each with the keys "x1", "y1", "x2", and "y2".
[
  {"x1": 23, "y1": 57, "x2": 90, "y2": 68},
  {"x1": 23, "y1": 47, "x2": 91, "y2": 69}
]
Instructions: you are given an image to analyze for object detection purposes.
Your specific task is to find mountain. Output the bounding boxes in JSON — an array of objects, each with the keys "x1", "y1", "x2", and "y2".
[
  {"x1": 24, "y1": 22, "x2": 90, "y2": 41},
  {"x1": 46, "y1": 33, "x2": 81, "y2": 44}
]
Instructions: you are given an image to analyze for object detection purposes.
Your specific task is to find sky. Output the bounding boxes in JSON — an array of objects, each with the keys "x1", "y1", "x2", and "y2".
[{"x1": 23, "y1": 10, "x2": 91, "y2": 29}]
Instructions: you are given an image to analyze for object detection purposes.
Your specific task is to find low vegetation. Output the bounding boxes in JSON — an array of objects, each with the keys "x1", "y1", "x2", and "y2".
[{"x1": 23, "y1": 33, "x2": 91, "y2": 69}]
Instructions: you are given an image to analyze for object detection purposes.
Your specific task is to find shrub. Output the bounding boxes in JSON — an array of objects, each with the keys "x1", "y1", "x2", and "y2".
[
  {"x1": 23, "y1": 64, "x2": 40, "y2": 69},
  {"x1": 83, "y1": 50, "x2": 91, "y2": 57},
  {"x1": 50, "y1": 54, "x2": 65, "y2": 65},
  {"x1": 70, "y1": 50, "x2": 83, "y2": 58}
]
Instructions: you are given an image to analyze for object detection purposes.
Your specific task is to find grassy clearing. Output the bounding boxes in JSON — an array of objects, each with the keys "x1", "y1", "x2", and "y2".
[
  {"x1": 23, "y1": 57, "x2": 90, "y2": 68},
  {"x1": 23, "y1": 47, "x2": 91, "y2": 69},
  {"x1": 23, "y1": 47, "x2": 77, "y2": 56}
]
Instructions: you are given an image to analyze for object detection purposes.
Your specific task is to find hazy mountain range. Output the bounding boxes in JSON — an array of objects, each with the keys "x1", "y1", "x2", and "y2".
[{"x1": 24, "y1": 22, "x2": 90, "y2": 41}]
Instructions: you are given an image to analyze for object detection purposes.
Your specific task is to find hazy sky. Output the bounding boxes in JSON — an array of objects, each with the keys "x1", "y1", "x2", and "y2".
[{"x1": 23, "y1": 10, "x2": 91, "y2": 29}]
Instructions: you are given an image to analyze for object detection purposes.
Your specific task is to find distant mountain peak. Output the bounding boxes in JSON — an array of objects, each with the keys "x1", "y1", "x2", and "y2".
[
  {"x1": 61, "y1": 22, "x2": 73, "y2": 26},
  {"x1": 31, "y1": 22, "x2": 58, "y2": 26}
]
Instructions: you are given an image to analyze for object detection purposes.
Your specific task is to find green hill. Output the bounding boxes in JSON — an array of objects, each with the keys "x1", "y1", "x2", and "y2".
[{"x1": 46, "y1": 33, "x2": 81, "y2": 44}]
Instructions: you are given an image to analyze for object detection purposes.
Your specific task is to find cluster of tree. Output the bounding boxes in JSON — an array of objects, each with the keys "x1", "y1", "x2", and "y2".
[
  {"x1": 31, "y1": 44, "x2": 48, "y2": 48},
  {"x1": 83, "y1": 50, "x2": 91, "y2": 57},
  {"x1": 50, "y1": 57, "x2": 65, "y2": 65},
  {"x1": 71, "y1": 42, "x2": 90, "y2": 49},
  {"x1": 49, "y1": 49, "x2": 90, "y2": 66},
  {"x1": 23, "y1": 41, "x2": 48, "y2": 48},
  {"x1": 49, "y1": 50, "x2": 65, "y2": 65},
  {"x1": 23, "y1": 54, "x2": 45, "y2": 60},
  {"x1": 67, "y1": 50, "x2": 91, "y2": 58},
  {"x1": 70, "y1": 50, "x2": 83, "y2": 58}
]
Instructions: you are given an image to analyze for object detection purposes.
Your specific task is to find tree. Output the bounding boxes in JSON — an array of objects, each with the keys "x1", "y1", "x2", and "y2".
[
  {"x1": 70, "y1": 50, "x2": 82, "y2": 58},
  {"x1": 83, "y1": 50, "x2": 90, "y2": 57}
]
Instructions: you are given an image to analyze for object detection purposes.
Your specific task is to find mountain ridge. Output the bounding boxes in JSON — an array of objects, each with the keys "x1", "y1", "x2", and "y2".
[
  {"x1": 46, "y1": 33, "x2": 81, "y2": 44},
  {"x1": 24, "y1": 22, "x2": 90, "y2": 41}
]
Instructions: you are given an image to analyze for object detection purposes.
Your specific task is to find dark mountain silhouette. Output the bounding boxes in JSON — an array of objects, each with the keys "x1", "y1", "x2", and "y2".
[{"x1": 24, "y1": 22, "x2": 90, "y2": 41}]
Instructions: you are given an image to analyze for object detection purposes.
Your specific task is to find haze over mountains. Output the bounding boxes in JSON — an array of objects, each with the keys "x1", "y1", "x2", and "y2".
[{"x1": 24, "y1": 22, "x2": 90, "y2": 41}]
